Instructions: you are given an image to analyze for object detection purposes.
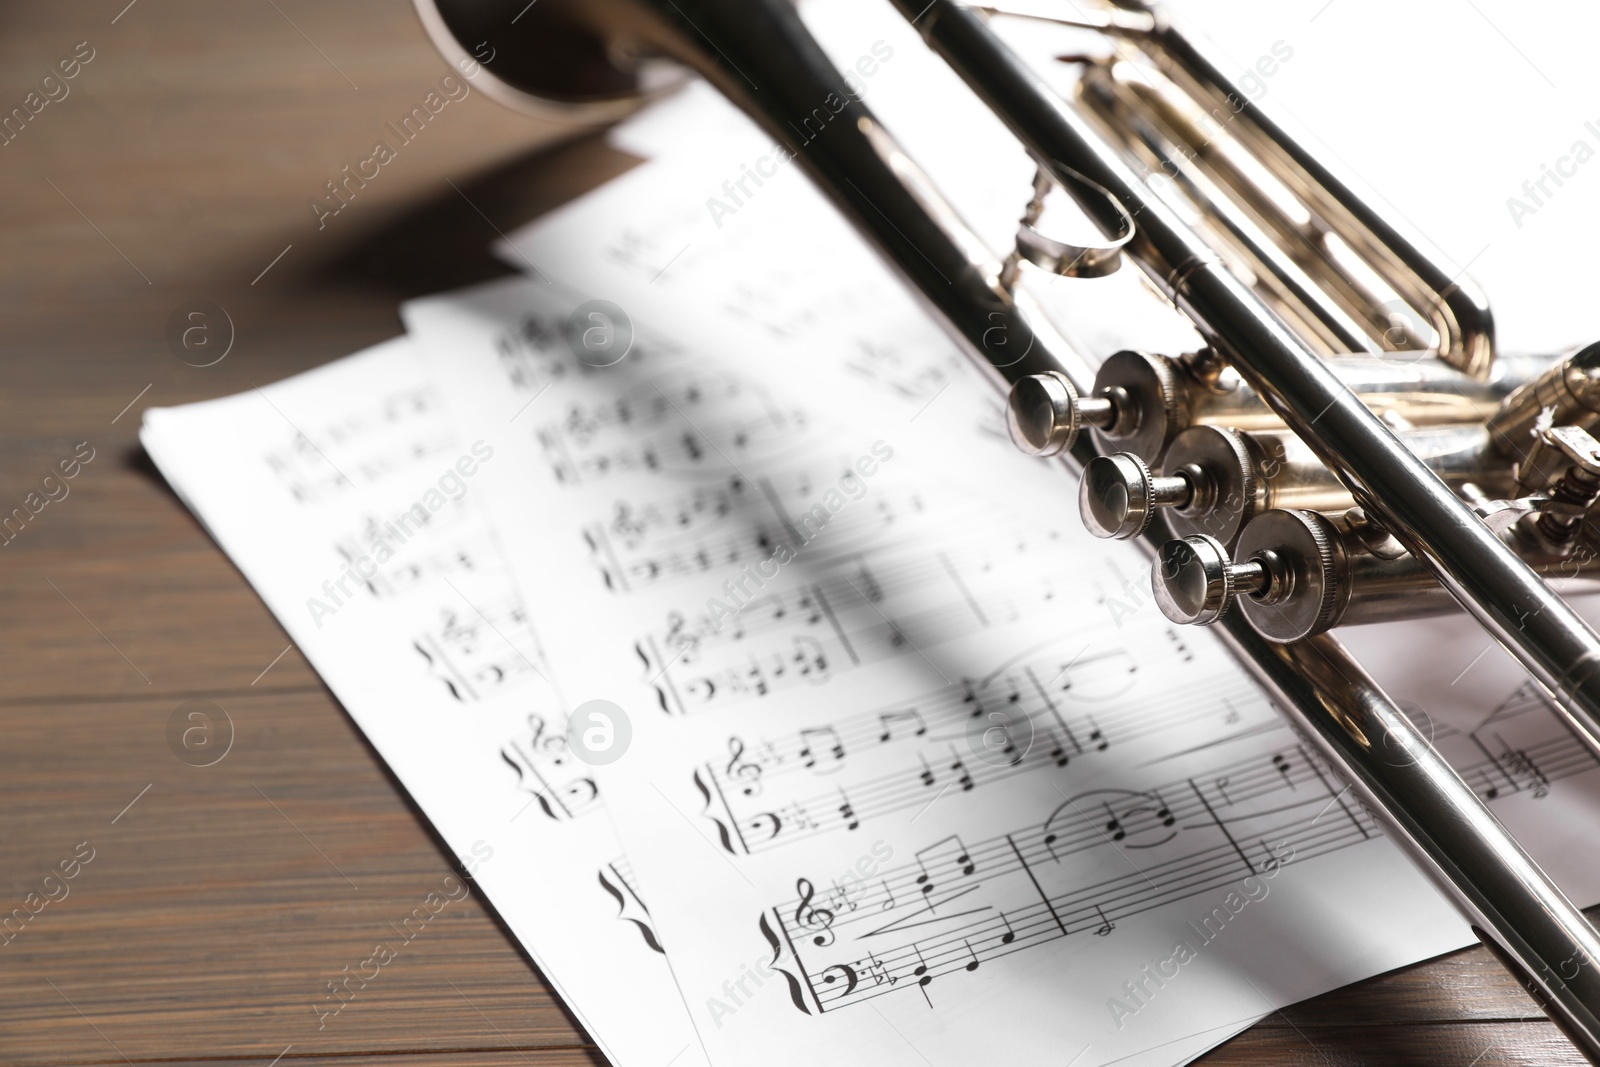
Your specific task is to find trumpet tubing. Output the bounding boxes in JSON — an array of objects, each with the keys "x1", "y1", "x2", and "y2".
[
  {"x1": 1082, "y1": 422, "x2": 1513, "y2": 548},
  {"x1": 1010, "y1": 349, "x2": 1551, "y2": 464},
  {"x1": 415, "y1": 0, "x2": 1600, "y2": 1058},
  {"x1": 1155, "y1": 509, "x2": 1600, "y2": 643}
]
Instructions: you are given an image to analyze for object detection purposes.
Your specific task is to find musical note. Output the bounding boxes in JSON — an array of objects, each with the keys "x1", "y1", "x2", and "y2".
[
  {"x1": 960, "y1": 678, "x2": 983, "y2": 719},
  {"x1": 837, "y1": 788, "x2": 859, "y2": 831},
  {"x1": 1104, "y1": 801, "x2": 1126, "y2": 842},
  {"x1": 913, "y1": 834, "x2": 976, "y2": 898},
  {"x1": 912, "y1": 943, "x2": 933, "y2": 989},
  {"x1": 800, "y1": 727, "x2": 846, "y2": 771},
  {"x1": 1088, "y1": 716, "x2": 1110, "y2": 752},
  {"x1": 963, "y1": 939, "x2": 980, "y2": 972},
  {"x1": 680, "y1": 430, "x2": 704, "y2": 462},
  {"x1": 1272, "y1": 752, "x2": 1295, "y2": 789},
  {"x1": 1056, "y1": 649, "x2": 1140, "y2": 702},
  {"x1": 1213, "y1": 775, "x2": 1234, "y2": 806},
  {"x1": 998, "y1": 912, "x2": 1016, "y2": 945},
  {"x1": 1051, "y1": 789, "x2": 1181, "y2": 852},
  {"x1": 1094, "y1": 905, "x2": 1116, "y2": 936},
  {"x1": 1155, "y1": 791, "x2": 1176, "y2": 828},
  {"x1": 950, "y1": 751, "x2": 975, "y2": 792},
  {"x1": 878, "y1": 708, "x2": 927, "y2": 742},
  {"x1": 918, "y1": 753, "x2": 935, "y2": 788}
]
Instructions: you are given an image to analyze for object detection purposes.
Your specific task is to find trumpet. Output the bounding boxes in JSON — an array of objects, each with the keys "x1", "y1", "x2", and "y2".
[{"x1": 415, "y1": 0, "x2": 1600, "y2": 1057}]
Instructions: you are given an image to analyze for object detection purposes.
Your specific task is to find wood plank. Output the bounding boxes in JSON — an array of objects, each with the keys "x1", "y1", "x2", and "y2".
[
  {"x1": 0, "y1": 691, "x2": 587, "y2": 1064},
  {"x1": 1197, "y1": 1021, "x2": 1585, "y2": 1065},
  {"x1": 38, "y1": 1055, "x2": 606, "y2": 1067}
]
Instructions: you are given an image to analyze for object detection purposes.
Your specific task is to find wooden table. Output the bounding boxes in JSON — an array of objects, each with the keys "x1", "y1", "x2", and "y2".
[{"x1": 0, "y1": 1, "x2": 1587, "y2": 1064}]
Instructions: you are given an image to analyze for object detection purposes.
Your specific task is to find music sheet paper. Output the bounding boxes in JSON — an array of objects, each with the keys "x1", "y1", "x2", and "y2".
[
  {"x1": 401, "y1": 270, "x2": 1600, "y2": 1067},
  {"x1": 139, "y1": 338, "x2": 708, "y2": 1067}
]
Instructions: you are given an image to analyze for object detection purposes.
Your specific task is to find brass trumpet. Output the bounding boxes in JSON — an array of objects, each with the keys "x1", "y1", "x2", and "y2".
[{"x1": 415, "y1": 0, "x2": 1600, "y2": 1057}]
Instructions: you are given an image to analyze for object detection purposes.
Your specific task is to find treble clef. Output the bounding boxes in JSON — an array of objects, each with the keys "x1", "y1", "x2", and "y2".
[
  {"x1": 663, "y1": 611, "x2": 699, "y2": 659},
  {"x1": 726, "y1": 736, "x2": 763, "y2": 797},
  {"x1": 794, "y1": 877, "x2": 836, "y2": 947},
  {"x1": 527, "y1": 712, "x2": 568, "y2": 759}
]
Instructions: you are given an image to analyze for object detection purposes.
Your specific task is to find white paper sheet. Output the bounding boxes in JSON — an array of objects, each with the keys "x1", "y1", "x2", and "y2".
[
  {"x1": 402, "y1": 275, "x2": 1600, "y2": 1067},
  {"x1": 140, "y1": 338, "x2": 708, "y2": 1067}
]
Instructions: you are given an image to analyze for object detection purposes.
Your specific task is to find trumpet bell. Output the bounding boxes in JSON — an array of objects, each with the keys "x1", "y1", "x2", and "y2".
[{"x1": 413, "y1": 0, "x2": 676, "y2": 123}]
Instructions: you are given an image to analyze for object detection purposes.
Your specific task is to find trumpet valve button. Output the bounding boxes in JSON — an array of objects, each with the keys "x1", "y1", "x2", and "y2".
[
  {"x1": 1079, "y1": 453, "x2": 1189, "y2": 539},
  {"x1": 1152, "y1": 535, "x2": 1263, "y2": 626},
  {"x1": 1007, "y1": 372, "x2": 1085, "y2": 456}
]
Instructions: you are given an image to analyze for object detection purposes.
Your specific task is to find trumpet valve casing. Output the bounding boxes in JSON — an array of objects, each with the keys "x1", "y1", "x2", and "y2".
[
  {"x1": 1082, "y1": 349, "x2": 1541, "y2": 465},
  {"x1": 1088, "y1": 349, "x2": 1272, "y2": 461},
  {"x1": 1081, "y1": 425, "x2": 1368, "y2": 549},
  {"x1": 1159, "y1": 426, "x2": 1266, "y2": 546},
  {"x1": 1488, "y1": 341, "x2": 1600, "y2": 460},
  {"x1": 1162, "y1": 508, "x2": 1462, "y2": 642}
]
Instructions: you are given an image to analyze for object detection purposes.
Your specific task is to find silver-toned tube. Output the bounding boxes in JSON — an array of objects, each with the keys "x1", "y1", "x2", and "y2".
[
  {"x1": 894, "y1": 0, "x2": 1600, "y2": 768},
  {"x1": 1167, "y1": 427, "x2": 1358, "y2": 545},
  {"x1": 1076, "y1": 59, "x2": 1397, "y2": 359},
  {"x1": 1233, "y1": 509, "x2": 1453, "y2": 640},
  {"x1": 1222, "y1": 624, "x2": 1600, "y2": 1061},
  {"x1": 1488, "y1": 342, "x2": 1600, "y2": 459},
  {"x1": 1081, "y1": 423, "x2": 1512, "y2": 548},
  {"x1": 1158, "y1": 508, "x2": 1600, "y2": 642},
  {"x1": 1085, "y1": 349, "x2": 1544, "y2": 462},
  {"x1": 978, "y1": 0, "x2": 1495, "y2": 380},
  {"x1": 1142, "y1": 13, "x2": 1497, "y2": 380}
]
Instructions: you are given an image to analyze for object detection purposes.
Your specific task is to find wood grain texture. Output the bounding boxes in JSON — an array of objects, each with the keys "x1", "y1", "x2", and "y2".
[{"x1": 0, "y1": 1, "x2": 1587, "y2": 1065}]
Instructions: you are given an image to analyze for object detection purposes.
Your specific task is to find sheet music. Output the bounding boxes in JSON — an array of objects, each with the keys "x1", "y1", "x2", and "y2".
[
  {"x1": 392, "y1": 12, "x2": 1600, "y2": 1052},
  {"x1": 140, "y1": 338, "x2": 707, "y2": 1067},
  {"x1": 402, "y1": 273, "x2": 1600, "y2": 1067}
]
